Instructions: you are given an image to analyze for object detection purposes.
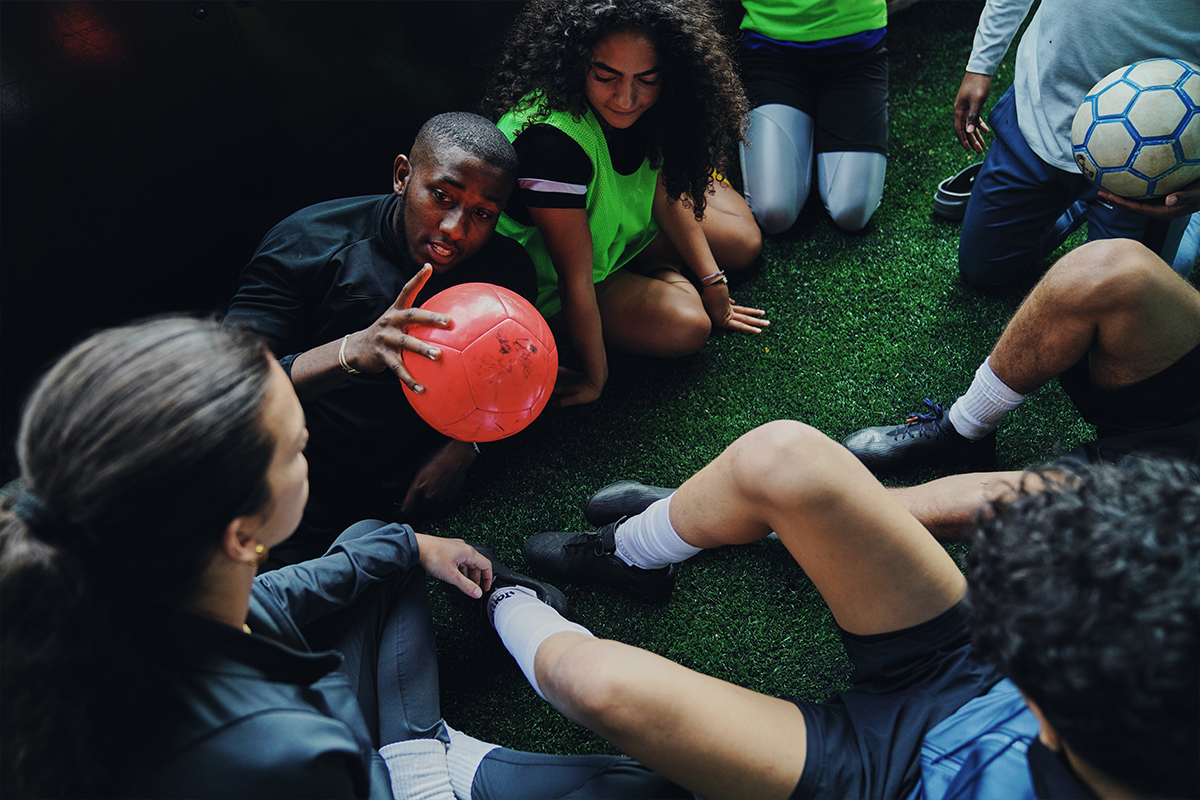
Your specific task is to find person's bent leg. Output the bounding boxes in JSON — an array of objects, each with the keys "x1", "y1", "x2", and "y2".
[
  {"x1": 465, "y1": 743, "x2": 690, "y2": 800},
  {"x1": 594, "y1": 268, "x2": 711, "y2": 356},
  {"x1": 987, "y1": 238, "x2": 1200, "y2": 395},
  {"x1": 846, "y1": 240, "x2": 1200, "y2": 470},
  {"x1": 530, "y1": 631, "x2": 808, "y2": 800},
  {"x1": 667, "y1": 420, "x2": 965, "y2": 634},
  {"x1": 509, "y1": 425, "x2": 966, "y2": 798},
  {"x1": 699, "y1": 179, "x2": 762, "y2": 271},
  {"x1": 634, "y1": 180, "x2": 762, "y2": 272},
  {"x1": 298, "y1": 521, "x2": 447, "y2": 746},
  {"x1": 527, "y1": 422, "x2": 965, "y2": 624},
  {"x1": 739, "y1": 104, "x2": 814, "y2": 235},
  {"x1": 887, "y1": 470, "x2": 1026, "y2": 541},
  {"x1": 957, "y1": 87, "x2": 1081, "y2": 290},
  {"x1": 816, "y1": 150, "x2": 886, "y2": 232}
]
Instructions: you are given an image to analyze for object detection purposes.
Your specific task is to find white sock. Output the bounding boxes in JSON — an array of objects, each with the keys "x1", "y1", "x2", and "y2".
[
  {"x1": 947, "y1": 357, "x2": 1026, "y2": 440},
  {"x1": 379, "y1": 738, "x2": 455, "y2": 800},
  {"x1": 489, "y1": 586, "x2": 593, "y2": 700},
  {"x1": 613, "y1": 495, "x2": 702, "y2": 569},
  {"x1": 443, "y1": 723, "x2": 500, "y2": 800}
]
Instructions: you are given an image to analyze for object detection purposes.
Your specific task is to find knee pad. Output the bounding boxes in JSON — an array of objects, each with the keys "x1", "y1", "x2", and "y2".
[
  {"x1": 741, "y1": 105, "x2": 815, "y2": 234},
  {"x1": 817, "y1": 151, "x2": 886, "y2": 231}
]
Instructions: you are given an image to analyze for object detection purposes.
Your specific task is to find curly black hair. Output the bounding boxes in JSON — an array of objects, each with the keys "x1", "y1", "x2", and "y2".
[
  {"x1": 966, "y1": 459, "x2": 1200, "y2": 798},
  {"x1": 480, "y1": 0, "x2": 748, "y2": 220}
]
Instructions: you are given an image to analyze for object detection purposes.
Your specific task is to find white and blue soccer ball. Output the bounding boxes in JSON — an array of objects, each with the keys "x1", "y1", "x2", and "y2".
[{"x1": 1071, "y1": 58, "x2": 1200, "y2": 199}]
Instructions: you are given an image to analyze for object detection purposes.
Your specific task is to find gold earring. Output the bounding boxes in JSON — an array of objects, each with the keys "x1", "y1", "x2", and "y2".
[{"x1": 252, "y1": 543, "x2": 269, "y2": 566}]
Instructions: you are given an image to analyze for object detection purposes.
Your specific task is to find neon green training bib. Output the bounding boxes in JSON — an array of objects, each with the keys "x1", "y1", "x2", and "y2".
[{"x1": 496, "y1": 96, "x2": 660, "y2": 316}]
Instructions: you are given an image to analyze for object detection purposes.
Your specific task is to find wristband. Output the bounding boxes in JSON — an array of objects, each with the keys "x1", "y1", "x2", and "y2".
[
  {"x1": 338, "y1": 335, "x2": 360, "y2": 374},
  {"x1": 699, "y1": 270, "x2": 727, "y2": 287}
]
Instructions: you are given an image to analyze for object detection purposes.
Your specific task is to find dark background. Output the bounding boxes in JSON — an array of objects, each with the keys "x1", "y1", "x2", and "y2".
[
  {"x1": 0, "y1": 1, "x2": 525, "y2": 478},
  {"x1": 0, "y1": 0, "x2": 748, "y2": 481}
]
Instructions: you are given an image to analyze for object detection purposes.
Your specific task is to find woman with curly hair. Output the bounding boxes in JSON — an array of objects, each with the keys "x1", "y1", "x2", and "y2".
[{"x1": 482, "y1": 0, "x2": 768, "y2": 406}]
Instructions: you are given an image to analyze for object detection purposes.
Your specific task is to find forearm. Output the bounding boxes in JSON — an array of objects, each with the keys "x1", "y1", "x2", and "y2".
[
  {"x1": 652, "y1": 181, "x2": 722, "y2": 282},
  {"x1": 254, "y1": 521, "x2": 420, "y2": 627},
  {"x1": 561, "y1": 279, "x2": 609, "y2": 386},
  {"x1": 290, "y1": 336, "x2": 359, "y2": 402}
]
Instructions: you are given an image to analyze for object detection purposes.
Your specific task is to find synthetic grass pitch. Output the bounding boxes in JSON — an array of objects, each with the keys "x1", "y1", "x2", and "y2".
[{"x1": 419, "y1": 1, "x2": 1180, "y2": 755}]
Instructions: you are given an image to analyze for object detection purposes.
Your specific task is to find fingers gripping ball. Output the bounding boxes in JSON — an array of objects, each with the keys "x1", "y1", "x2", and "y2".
[
  {"x1": 401, "y1": 283, "x2": 557, "y2": 442},
  {"x1": 1071, "y1": 58, "x2": 1200, "y2": 199}
]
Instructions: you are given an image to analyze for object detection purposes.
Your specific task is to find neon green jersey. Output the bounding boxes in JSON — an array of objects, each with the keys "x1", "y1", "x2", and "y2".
[
  {"x1": 739, "y1": 0, "x2": 885, "y2": 44},
  {"x1": 496, "y1": 96, "x2": 660, "y2": 316}
]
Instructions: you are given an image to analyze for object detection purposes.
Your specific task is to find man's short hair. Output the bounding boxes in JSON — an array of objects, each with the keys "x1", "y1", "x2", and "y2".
[
  {"x1": 966, "y1": 459, "x2": 1200, "y2": 797},
  {"x1": 411, "y1": 112, "x2": 518, "y2": 180}
]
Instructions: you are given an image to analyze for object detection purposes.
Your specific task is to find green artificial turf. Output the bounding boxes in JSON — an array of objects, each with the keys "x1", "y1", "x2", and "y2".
[{"x1": 420, "y1": 1, "x2": 1099, "y2": 754}]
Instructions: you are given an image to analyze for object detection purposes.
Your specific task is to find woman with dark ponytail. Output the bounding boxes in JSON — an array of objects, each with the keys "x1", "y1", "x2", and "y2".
[{"x1": 1, "y1": 317, "x2": 686, "y2": 799}]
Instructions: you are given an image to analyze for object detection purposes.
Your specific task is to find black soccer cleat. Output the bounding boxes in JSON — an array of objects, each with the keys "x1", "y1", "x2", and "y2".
[
  {"x1": 584, "y1": 480, "x2": 676, "y2": 527},
  {"x1": 523, "y1": 521, "x2": 677, "y2": 604},
  {"x1": 468, "y1": 541, "x2": 569, "y2": 617},
  {"x1": 841, "y1": 398, "x2": 996, "y2": 472}
]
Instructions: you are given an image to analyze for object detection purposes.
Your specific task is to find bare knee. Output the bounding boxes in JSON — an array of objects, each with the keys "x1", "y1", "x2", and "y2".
[
  {"x1": 719, "y1": 221, "x2": 763, "y2": 271},
  {"x1": 539, "y1": 638, "x2": 639, "y2": 735},
  {"x1": 657, "y1": 301, "x2": 712, "y2": 356},
  {"x1": 727, "y1": 421, "x2": 851, "y2": 501},
  {"x1": 1043, "y1": 238, "x2": 1172, "y2": 313}
]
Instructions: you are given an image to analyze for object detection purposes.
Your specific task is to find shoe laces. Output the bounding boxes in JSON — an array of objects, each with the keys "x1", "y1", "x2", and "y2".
[
  {"x1": 564, "y1": 522, "x2": 618, "y2": 556},
  {"x1": 890, "y1": 398, "x2": 948, "y2": 440}
]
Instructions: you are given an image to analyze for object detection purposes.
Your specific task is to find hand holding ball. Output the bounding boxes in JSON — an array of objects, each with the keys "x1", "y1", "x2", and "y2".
[
  {"x1": 401, "y1": 284, "x2": 557, "y2": 442},
  {"x1": 1071, "y1": 58, "x2": 1200, "y2": 199}
]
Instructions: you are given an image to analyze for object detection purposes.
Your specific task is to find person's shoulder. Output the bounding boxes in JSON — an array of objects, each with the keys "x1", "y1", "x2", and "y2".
[
  {"x1": 249, "y1": 194, "x2": 396, "y2": 274},
  {"x1": 515, "y1": 122, "x2": 582, "y2": 150},
  {"x1": 267, "y1": 194, "x2": 390, "y2": 237},
  {"x1": 514, "y1": 123, "x2": 593, "y2": 180}
]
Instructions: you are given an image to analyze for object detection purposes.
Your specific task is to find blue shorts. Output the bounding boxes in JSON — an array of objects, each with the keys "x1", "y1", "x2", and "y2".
[{"x1": 789, "y1": 602, "x2": 1002, "y2": 800}]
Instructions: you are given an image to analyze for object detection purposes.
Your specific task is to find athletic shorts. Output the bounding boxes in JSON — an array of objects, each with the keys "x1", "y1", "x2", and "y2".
[
  {"x1": 740, "y1": 39, "x2": 888, "y2": 155},
  {"x1": 1059, "y1": 341, "x2": 1200, "y2": 466},
  {"x1": 789, "y1": 602, "x2": 1002, "y2": 800}
]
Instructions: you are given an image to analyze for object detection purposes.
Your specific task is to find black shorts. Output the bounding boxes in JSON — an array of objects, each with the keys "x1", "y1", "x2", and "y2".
[
  {"x1": 1059, "y1": 341, "x2": 1200, "y2": 466},
  {"x1": 789, "y1": 602, "x2": 1001, "y2": 800},
  {"x1": 740, "y1": 39, "x2": 889, "y2": 155}
]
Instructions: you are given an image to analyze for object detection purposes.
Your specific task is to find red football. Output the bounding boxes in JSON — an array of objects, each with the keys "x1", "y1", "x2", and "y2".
[{"x1": 401, "y1": 283, "x2": 557, "y2": 442}]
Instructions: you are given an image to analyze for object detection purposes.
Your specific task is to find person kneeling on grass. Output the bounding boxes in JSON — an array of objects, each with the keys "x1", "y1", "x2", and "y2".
[
  {"x1": 832, "y1": 237, "x2": 1200, "y2": 539},
  {"x1": 488, "y1": 420, "x2": 1197, "y2": 799}
]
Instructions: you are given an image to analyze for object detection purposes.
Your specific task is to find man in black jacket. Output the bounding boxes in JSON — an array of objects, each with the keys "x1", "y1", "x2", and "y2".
[{"x1": 225, "y1": 112, "x2": 537, "y2": 567}]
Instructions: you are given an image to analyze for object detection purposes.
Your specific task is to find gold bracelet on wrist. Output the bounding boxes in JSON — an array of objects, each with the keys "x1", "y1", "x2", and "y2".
[{"x1": 338, "y1": 335, "x2": 360, "y2": 374}]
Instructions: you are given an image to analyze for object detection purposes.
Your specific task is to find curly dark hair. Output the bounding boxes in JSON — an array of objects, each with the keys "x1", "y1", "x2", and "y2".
[
  {"x1": 966, "y1": 460, "x2": 1200, "y2": 798},
  {"x1": 480, "y1": 0, "x2": 748, "y2": 220}
]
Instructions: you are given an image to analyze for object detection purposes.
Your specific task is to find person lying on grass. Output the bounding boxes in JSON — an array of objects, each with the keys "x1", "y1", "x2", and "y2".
[{"x1": 492, "y1": 419, "x2": 1197, "y2": 799}]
